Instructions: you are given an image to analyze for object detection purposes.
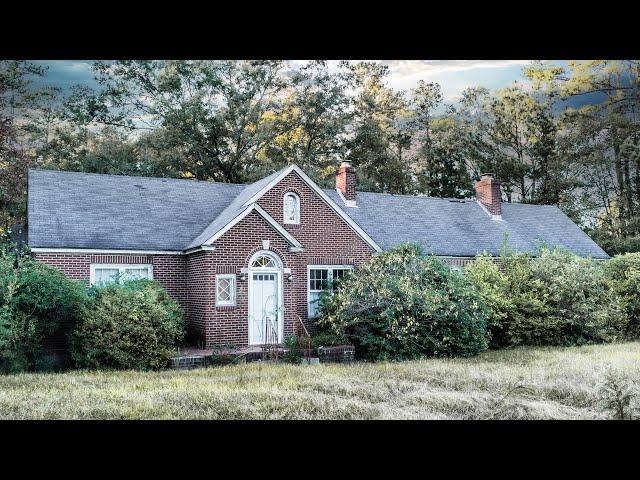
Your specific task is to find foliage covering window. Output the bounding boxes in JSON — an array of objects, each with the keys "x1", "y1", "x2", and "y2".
[
  {"x1": 71, "y1": 280, "x2": 185, "y2": 370},
  {"x1": 466, "y1": 248, "x2": 629, "y2": 348},
  {"x1": 0, "y1": 246, "x2": 87, "y2": 372},
  {"x1": 318, "y1": 243, "x2": 489, "y2": 361}
]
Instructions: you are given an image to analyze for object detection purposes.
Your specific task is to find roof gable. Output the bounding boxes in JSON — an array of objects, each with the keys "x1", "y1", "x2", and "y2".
[
  {"x1": 186, "y1": 166, "x2": 290, "y2": 249},
  {"x1": 197, "y1": 203, "x2": 303, "y2": 251},
  {"x1": 237, "y1": 164, "x2": 382, "y2": 252}
]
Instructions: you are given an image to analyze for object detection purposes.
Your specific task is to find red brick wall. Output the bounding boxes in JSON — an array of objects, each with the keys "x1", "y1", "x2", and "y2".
[
  {"x1": 185, "y1": 251, "x2": 212, "y2": 346},
  {"x1": 196, "y1": 170, "x2": 375, "y2": 347},
  {"x1": 257, "y1": 171, "x2": 374, "y2": 318},
  {"x1": 204, "y1": 211, "x2": 293, "y2": 347}
]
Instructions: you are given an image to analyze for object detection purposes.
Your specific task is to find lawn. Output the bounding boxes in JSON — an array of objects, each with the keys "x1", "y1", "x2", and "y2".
[{"x1": 1, "y1": 342, "x2": 639, "y2": 420}]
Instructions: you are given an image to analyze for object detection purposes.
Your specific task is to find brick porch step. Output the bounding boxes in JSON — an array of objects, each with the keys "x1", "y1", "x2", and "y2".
[
  {"x1": 170, "y1": 345, "x2": 288, "y2": 369},
  {"x1": 169, "y1": 344, "x2": 355, "y2": 369}
]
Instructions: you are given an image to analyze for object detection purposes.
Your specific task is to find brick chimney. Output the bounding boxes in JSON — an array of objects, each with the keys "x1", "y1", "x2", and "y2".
[
  {"x1": 336, "y1": 161, "x2": 356, "y2": 202},
  {"x1": 475, "y1": 173, "x2": 502, "y2": 216}
]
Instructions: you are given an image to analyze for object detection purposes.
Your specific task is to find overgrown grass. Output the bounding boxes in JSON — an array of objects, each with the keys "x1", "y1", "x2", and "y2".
[{"x1": 1, "y1": 342, "x2": 639, "y2": 419}]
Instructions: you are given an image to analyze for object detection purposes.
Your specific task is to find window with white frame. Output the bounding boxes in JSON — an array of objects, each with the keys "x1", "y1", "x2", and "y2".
[
  {"x1": 90, "y1": 264, "x2": 153, "y2": 286},
  {"x1": 307, "y1": 266, "x2": 353, "y2": 318},
  {"x1": 283, "y1": 192, "x2": 300, "y2": 224},
  {"x1": 216, "y1": 274, "x2": 236, "y2": 306}
]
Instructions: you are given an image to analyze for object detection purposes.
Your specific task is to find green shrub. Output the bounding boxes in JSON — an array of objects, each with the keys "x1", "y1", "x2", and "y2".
[
  {"x1": 0, "y1": 250, "x2": 87, "y2": 373},
  {"x1": 603, "y1": 253, "x2": 640, "y2": 338},
  {"x1": 466, "y1": 248, "x2": 628, "y2": 348},
  {"x1": 319, "y1": 243, "x2": 489, "y2": 361},
  {"x1": 311, "y1": 330, "x2": 348, "y2": 349},
  {"x1": 465, "y1": 253, "x2": 514, "y2": 348},
  {"x1": 514, "y1": 248, "x2": 626, "y2": 346},
  {"x1": 598, "y1": 365, "x2": 636, "y2": 420},
  {"x1": 283, "y1": 335, "x2": 302, "y2": 363},
  {"x1": 71, "y1": 279, "x2": 185, "y2": 370}
]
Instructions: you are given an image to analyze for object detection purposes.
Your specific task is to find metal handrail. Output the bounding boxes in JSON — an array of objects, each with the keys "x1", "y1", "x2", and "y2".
[{"x1": 295, "y1": 315, "x2": 313, "y2": 362}]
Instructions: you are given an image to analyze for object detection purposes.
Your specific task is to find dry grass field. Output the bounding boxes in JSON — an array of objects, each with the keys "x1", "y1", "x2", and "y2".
[{"x1": 1, "y1": 342, "x2": 639, "y2": 420}]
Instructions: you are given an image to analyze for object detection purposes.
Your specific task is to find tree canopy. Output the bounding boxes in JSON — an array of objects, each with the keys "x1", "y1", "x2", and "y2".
[{"x1": 1, "y1": 60, "x2": 639, "y2": 255}]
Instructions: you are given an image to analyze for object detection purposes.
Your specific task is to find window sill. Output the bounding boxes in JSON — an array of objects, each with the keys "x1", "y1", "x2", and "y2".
[{"x1": 216, "y1": 304, "x2": 236, "y2": 311}]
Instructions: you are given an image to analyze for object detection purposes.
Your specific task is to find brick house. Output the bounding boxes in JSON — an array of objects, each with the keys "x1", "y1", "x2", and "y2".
[{"x1": 27, "y1": 162, "x2": 608, "y2": 348}]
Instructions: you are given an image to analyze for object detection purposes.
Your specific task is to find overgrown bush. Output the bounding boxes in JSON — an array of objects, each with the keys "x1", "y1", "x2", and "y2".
[
  {"x1": 71, "y1": 279, "x2": 185, "y2": 370},
  {"x1": 0, "y1": 248, "x2": 87, "y2": 373},
  {"x1": 603, "y1": 253, "x2": 640, "y2": 338},
  {"x1": 283, "y1": 335, "x2": 302, "y2": 363},
  {"x1": 599, "y1": 365, "x2": 636, "y2": 420},
  {"x1": 464, "y1": 253, "x2": 515, "y2": 348},
  {"x1": 318, "y1": 243, "x2": 489, "y2": 361},
  {"x1": 311, "y1": 330, "x2": 348, "y2": 349},
  {"x1": 466, "y1": 247, "x2": 628, "y2": 348}
]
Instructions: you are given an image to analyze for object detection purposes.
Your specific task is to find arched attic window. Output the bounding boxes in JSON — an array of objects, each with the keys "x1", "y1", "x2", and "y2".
[{"x1": 283, "y1": 192, "x2": 300, "y2": 224}]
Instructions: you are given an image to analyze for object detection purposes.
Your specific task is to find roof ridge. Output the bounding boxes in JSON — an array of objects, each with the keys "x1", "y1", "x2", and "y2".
[
  {"x1": 328, "y1": 188, "x2": 474, "y2": 202},
  {"x1": 326, "y1": 187, "x2": 563, "y2": 208},
  {"x1": 501, "y1": 202, "x2": 559, "y2": 208}
]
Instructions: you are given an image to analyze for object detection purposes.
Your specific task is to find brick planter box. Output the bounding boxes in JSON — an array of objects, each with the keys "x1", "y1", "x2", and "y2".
[
  {"x1": 170, "y1": 355, "x2": 207, "y2": 370},
  {"x1": 316, "y1": 345, "x2": 355, "y2": 363}
]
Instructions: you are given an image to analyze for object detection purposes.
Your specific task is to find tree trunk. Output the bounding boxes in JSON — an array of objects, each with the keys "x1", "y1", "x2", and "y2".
[
  {"x1": 623, "y1": 154, "x2": 633, "y2": 216},
  {"x1": 613, "y1": 136, "x2": 625, "y2": 218},
  {"x1": 635, "y1": 154, "x2": 640, "y2": 206}
]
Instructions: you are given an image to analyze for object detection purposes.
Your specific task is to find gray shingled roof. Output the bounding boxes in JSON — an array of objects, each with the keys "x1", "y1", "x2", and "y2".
[
  {"x1": 323, "y1": 190, "x2": 609, "y2": 259},
  {"x1": 28, "y1": 169, "x2": 244, "y2": 251},
  {"x1": 28, "y1": 168, "x2": 609, "y2": 259}
]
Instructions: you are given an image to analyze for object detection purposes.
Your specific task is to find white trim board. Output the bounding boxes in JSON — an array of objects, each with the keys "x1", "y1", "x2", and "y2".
[
  {"x1": 202, "y1": 203, "x2": 303, "y2": 250},
  {"x1": 183, "y1": 245, "x2": 216, "y2": 255},
  {"x1": 241, "y1": 164, "x2": 381, "y2": 252},
  {"x1": 31, "y1": 247, "x2": 184, "y2": 255}
]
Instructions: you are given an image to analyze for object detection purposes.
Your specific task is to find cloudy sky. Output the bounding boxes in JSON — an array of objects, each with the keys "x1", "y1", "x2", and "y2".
[
  {"x1": 32, "y1": 60, "x2": 545, "y2": 104},
  {"x1": 381, "y1": 60, "x2": 537, "y2": 100}
]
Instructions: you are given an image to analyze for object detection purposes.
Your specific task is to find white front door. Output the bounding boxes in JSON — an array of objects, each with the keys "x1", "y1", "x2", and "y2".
[{"x1": 249, "y1": 272, "x2": 281, "y2": 345}]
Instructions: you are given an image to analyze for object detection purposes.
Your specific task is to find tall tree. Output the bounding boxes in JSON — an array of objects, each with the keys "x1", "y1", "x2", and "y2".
[
  {"x1": 408, "y1": 81, "x2": 472, "y2": 197},
  {"x1": 69, "y1": 60, "x2": 295, "y2": 183},
  {"x1": 457, "y1": 84, "x2": 561, "y2": 204},
  {"x1": 347, "y1": 62, "x2": 414, "y2": 193},
  {"x1": 0, "y1": 61, "x2": 49, "y2": 229},
  {"x1": 260, "y1": 60, "x2": 353, "y2": 185},
  {"x1": 525, "y1": 60, "x2": 640, "y2": 252}
]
